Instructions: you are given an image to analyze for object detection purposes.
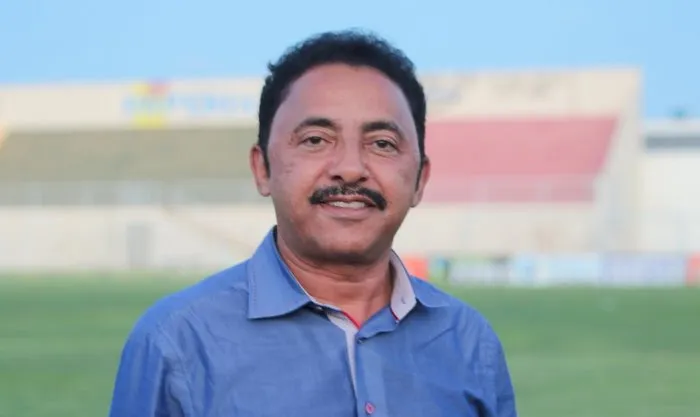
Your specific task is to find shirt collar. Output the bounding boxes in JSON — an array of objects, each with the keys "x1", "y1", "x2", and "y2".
[{"x1": 247, "y1": 227, "x2": 447, "y2": 320}]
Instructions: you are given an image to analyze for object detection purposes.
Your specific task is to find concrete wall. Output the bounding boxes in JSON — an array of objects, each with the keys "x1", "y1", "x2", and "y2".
[
  {"x1": 638, "y1": 150, "x2": 700, "y2": 251},
  {"x1": 0, "y1": 68, "x2": 640, "y2": 131},
  {"x1": 593, "y1": 73, "x2": 643, "y2": 251},
  {"x1": 0, "y1": 78, "x2": 262, "y2": 130},
  {"x1": 424, "y1": 68, "x2": 641, "y2": 119},
  {"x1": 0, "y1": 203, "x2": 601, "y2": 272}
]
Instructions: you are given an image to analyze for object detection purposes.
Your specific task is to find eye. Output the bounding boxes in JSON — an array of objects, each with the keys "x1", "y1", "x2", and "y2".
[
  {"x1": 301, "y1": 135, "x2": 326, "y2": 146},
  {"x1": 372, "y1": 139, "x2": 398, "y2": 152}
]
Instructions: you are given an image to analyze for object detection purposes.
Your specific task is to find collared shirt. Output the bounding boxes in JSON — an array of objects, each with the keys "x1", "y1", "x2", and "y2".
[{"x1": 108, "y1": 228, "x2": 517, "y2": 417}]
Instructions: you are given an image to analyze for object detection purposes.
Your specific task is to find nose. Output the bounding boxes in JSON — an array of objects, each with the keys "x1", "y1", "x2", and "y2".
[{"x1": 327, "y1": 142, "x2": 369, "y2": 184}]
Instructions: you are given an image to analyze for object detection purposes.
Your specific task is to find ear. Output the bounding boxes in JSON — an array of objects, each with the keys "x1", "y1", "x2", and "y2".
[
  {"x1": 249, "y1": 144, "x2": 271, "y2": 197},
  {"x1": 411, "y1": 156, "x2": 431, "y2": 207}
]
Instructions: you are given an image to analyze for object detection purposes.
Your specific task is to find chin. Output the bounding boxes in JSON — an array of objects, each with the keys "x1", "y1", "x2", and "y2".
[{"x1": 310, "y1": 234, "x2": 383, "y2": 264}]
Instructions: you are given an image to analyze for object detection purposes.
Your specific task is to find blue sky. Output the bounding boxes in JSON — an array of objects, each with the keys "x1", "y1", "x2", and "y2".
[{"x1": 0, "y1": 0, "x2": 697, "y2": 117}]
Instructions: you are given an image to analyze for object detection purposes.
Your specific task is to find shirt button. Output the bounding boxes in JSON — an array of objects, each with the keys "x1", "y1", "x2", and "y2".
[{"x1": 365, "y1": 402, "x2": 375, "y2": 415}]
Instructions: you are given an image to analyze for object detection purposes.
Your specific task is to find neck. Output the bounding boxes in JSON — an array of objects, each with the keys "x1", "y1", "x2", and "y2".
[{"x1": 275, "y1": 233, "x2": 394, "y2": 326}]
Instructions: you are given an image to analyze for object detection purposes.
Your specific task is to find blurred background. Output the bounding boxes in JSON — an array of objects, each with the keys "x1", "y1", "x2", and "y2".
[{"x1": 0, "y1": 1, "x2": 699, "y2": 416}]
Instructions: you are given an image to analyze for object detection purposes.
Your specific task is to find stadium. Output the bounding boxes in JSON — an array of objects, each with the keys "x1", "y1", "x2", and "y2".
[{"x1": 1, "y1": 68, "x2": 698, "y2": 416}]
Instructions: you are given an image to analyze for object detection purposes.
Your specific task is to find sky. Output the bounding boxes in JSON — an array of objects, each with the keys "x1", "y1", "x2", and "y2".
[{"x1": 0, "y1": 0, "x2": 698, "y2": 118}]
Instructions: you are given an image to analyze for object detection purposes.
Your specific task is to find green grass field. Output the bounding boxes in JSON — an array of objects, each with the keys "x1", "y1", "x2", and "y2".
[{"x1": 1, "y1": 274, "x2": 698, "y2": 417}]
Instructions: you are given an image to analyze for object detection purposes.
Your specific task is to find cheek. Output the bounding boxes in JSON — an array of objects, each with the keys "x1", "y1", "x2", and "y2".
[
  {"x1": 270, "y1": 158, "x2": 317, "y2": 203},
  {"x1": 381, "y1": 166, "x2": 420, "y2": 206}
]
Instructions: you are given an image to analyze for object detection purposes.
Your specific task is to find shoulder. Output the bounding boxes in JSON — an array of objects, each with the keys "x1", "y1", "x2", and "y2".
[
  {"x1": 124, "y1": 261, "x2": 251, "y2": 348},
  {"x1": 410, "y1": 277, "x2": 503, "y2": 344},
  {"x1": 410, "y1": 278, "x2": 517, "y2": 409},
  {"x1": 411, "y1": 278, "x2": 512, "y2": 380}
]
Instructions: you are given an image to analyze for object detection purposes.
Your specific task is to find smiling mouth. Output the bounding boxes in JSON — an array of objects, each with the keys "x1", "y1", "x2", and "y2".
[
  {"x1": 309, "y1": 186, "x2": 387, "y2": 211},
  {"x1": 319, "y1": 195, "x2": 377, "y2": 209},
  {"x1": 325, "y1": 201, "x2": 372, "y2": 209}
]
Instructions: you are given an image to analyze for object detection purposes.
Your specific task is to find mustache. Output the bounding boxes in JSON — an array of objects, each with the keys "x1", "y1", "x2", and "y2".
[{"x1": 308, "y1": 185, "x2": 387, "y2": 211}]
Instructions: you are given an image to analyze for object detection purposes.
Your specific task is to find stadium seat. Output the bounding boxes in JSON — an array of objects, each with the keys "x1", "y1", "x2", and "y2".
[
  {"x1": 0, "y1": 127, "x2": 257, "y2": 181},
  {"x1": 423, "y1": 116, "x2": 618, "y2": 203}
]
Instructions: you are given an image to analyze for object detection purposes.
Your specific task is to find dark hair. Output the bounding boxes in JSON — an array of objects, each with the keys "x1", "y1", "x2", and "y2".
[{"x1": 257, "y1": 29, "x2": 427, "y2": 172}]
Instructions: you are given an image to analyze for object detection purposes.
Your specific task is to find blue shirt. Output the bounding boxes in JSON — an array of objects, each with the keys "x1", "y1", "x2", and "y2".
[{"x1": 108, "y1": 228, "x2": 517, "y2": 417}]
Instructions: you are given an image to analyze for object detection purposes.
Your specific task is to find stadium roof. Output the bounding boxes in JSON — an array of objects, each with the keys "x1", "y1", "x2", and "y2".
[
  {"x1": 644, "y1": 118, "x2": 700, "y2": 149},
  {"x1": 645, "y1": 118, "x2": 700, "y2": 136}
]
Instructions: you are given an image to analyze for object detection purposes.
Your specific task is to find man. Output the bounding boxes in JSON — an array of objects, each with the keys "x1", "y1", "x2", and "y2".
[{"x1": 109, "y1": 30, "x2": 517, "y2": 417}]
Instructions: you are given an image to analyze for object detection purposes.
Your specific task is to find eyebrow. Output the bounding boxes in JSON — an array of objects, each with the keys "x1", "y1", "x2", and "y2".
[
  {"x1": 361, "y1": 120, "x2": 404, "y2": 140},
  {"x1": 292, "y1": 117, "x2": 339, "y2": 135},
  {"x1": 292, "y1": 117, "x2": 404, "y2": 139}
]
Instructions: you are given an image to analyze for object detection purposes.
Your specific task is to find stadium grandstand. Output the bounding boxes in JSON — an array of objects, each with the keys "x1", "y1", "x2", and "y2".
[
  {"x1": 1, "y1": 67, "x2": 697, "y2": 286},
  {"x1": 639, "y1": 118, "x2": 700, "y2": 252}
]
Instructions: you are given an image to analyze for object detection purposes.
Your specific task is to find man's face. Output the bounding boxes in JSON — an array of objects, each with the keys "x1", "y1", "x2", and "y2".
[{"x1": 250, "y1": 63, "x2": 430, "y2": 263}]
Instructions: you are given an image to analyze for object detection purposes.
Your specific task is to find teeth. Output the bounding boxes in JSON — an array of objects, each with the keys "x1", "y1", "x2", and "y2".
[{"x1": 328, "y1": 201, "x2": 367, "y2": 209}]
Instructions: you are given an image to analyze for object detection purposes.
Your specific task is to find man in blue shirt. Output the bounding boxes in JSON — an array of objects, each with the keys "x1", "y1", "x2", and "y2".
[{"x1": 109, "y1": 30, "x2": 517, "y2": 417}]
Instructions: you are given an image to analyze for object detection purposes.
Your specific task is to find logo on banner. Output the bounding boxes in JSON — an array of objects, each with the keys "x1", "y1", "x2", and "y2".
[{"x1": 122, "y1": 81, "x2": 258, "y2": 127}]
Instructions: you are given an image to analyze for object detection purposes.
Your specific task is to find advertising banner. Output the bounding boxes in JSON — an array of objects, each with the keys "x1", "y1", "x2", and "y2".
[
  {"x1": 506, "y1": 254, "x2": 602, "y2": 286},
  {"x1": 122, "y1": 82, "x2": 259, "y2": 127},
  {"x1": 427, "y1": 257, "x2": 450, "y2": 283},
  {"x1": 429, "y1": 252, "x2": 691, "y2": 288},
  {"x1": 686, "y1": 254, "x2": 700, "y2": 287},
  {"x1": 401, "y1": 256, "x2": 429, "y2": 281},
  {"x1": 601, "y1": 253, "x2": 687, "y2": 287},
  {"x1": 446, "y1": 256, "x2": 510, "y2": 286},
  {"x1": 507, "y1": 254, "x2": 537, "y2": 286},
  {"x1": 533, "y1": 254, "x2": 603, "y2": 286}
]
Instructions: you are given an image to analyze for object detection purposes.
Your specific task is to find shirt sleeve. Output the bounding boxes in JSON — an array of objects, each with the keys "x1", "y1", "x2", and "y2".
[
  {"x1": 108, "y1": 325, "x2": 192, "y2": 417},
  {"x1": 476, "y1": 323, "x2": 518, "y2": 417},
  {"x1": 492, "y1": 339, "x2": 517, "y2": 417}
]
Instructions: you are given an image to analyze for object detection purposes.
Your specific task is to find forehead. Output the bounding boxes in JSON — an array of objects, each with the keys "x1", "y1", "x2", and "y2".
[{"x1": 272, "y1": 64, "x2": 416, "y2": 134}]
